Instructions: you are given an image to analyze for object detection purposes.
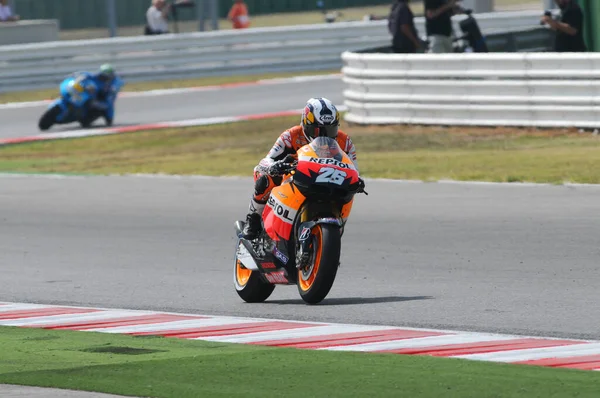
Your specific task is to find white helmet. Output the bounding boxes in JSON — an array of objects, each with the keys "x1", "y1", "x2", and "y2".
[{"x1": 301, "y1": 97, "x2": 340, "y2": 142}]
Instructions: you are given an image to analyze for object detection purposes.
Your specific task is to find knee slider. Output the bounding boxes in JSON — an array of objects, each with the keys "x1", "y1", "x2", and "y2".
[{"x1": 255, "y1": 174, "x2": 270, "y2": 195}]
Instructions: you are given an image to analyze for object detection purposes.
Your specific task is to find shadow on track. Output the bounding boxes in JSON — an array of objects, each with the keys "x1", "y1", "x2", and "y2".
[{"x1": 264, "y1": 295, "x2": 434, "y2": 306}]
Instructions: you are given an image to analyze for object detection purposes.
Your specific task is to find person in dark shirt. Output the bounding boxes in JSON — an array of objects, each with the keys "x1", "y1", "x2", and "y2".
[
  {"x1": 541, "y1": 0, "x2": 586, "y2": 52},
  {"x1": 388, "y1": 0, "x2": 422, "y2": 53},
  {"x1": 424, "y1": 0, "x2": 461, "y2": 53}
]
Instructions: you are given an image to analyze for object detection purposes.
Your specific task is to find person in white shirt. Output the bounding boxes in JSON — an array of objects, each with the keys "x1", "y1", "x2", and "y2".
[
  {"x1": 0, "y1": 0, "x2": 20, "y2": 22},
  {"x1": 146, "y1": 0, "x2": 170, "y2": 34}
]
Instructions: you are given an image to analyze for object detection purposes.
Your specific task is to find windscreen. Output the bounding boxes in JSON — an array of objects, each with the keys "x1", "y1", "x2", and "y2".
[{"x1": 308, "y1": 137, "x2": 344, "y2": 162}]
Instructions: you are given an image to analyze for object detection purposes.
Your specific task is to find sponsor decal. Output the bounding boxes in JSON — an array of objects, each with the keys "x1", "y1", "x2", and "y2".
[
  {"x1": 319, "y1": 217, "x2": 342, "y2": 226},
  {"x1": 320, "y1": 114, "x2": 335, "y2": 123},
  {"x1": 299, "y1": 227, "x2": 311, "y2": 241},
  {"x1": 309, "y1": 157, "x2": 350, "y2": 169},
  {"x1": 265, "y1": 271, "x2": 288, "y2": 284},
  {"x1": 261, "y1": 262, "x2": 277, "y2": 269},
  {"x1": 267, "y1": 195, "x2": 296, "y2": 223},
  {"x1": 273, "y1": 247, "x2": 289, "y2": 264}
]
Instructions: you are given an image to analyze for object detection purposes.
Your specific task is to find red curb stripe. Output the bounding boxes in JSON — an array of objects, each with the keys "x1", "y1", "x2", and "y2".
[
  {"x1": 251, "y1": 329, "x2": 447, "y2": 349},
  {"x1": 0, "y1": 307, "x2": 100, "y2": 320},
  {"x1": 105, "y1": 124, "x2": 168, "y2": 133},
  {"x1": 377, "y1": 338, "x2": 585, "y2": 357},
  {"x1": 0, "y1": 136, "x2": 50, "y2": 145},
  {"x1": 36, "y1": 314, "x2": 206, "y2": 331},
  {"x1": 130, "y1": 321, "x2": 317, "y2": 339},
  {"x1": 514, "y1": 354, "x2": 600, "y2": 370}
]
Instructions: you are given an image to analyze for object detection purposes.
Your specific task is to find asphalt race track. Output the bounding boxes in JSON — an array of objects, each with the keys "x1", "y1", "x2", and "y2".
[
  {"x1": 1, "y1": 174, "x2": 599, "y2": 340},
  {"x1": 0, "y1": 76, "x2": 344, "y2": 140}
]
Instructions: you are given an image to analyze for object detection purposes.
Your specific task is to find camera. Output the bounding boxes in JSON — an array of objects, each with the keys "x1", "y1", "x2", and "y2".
[{"x1": 540, "y1": 10, "x2": 553, "y2": 25}]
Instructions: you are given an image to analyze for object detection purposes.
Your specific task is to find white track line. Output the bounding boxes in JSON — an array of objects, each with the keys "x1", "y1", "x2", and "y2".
[
  {"x1": 457, "y1": 343, "x2": 600, "y2": 363},
  {"x1": 321, "y1": 333, "x2": 517, "y2": 352},
  {"x1": 0, "y1": 310, "x2": 152, "y2": 327},
  {"x1": 89, "y1": 317, "x2": 268, "y2": 334},
  {"x1": 198, "y1": 324, "x2": 396, "y2": 344},
  {"x1": 0, "y1": 73, "x2": 342, "y2": 110}
]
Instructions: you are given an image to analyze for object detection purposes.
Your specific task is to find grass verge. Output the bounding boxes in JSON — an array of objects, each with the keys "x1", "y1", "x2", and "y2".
[
  {"x1": 2, "y1": 116, "x2": 600, "y2": 184},
  {"x1": 0, "y1": 70, "x2": 339, "y2": 104},
  {"x1": 0, "y1": 326, "x2": 598, "y2": 398}
]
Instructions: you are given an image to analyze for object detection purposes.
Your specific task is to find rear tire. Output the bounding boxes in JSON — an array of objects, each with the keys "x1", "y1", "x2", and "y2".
[
  {"x1": 297, "y1": 224, "x2": 341, "y2": 304},
  {"x1": 38, "y1": 105, "x2": 61, "y2": 131},
  {"x1": 233, "y1": 240, "x2": 275, "y2": 303}
]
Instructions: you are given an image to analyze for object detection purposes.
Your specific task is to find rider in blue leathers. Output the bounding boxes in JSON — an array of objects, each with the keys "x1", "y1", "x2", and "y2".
[{"x1": 73, "y1": 64, "x2": 122, "y2": 127}]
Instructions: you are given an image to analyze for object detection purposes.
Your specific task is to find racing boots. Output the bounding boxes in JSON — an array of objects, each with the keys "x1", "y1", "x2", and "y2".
[{"x1": 242, "y1": 212, "x2": 262, "y2": 240}]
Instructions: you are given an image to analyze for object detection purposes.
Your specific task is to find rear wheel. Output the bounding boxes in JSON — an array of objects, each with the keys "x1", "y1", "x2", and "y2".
[
  {"x1": 297, "y1": 224, "x2": 341, "y2": 304},
  {"x1": 38, "y1": 105, "x2": 61, "y2": 131},
  {"x1": 233, "y1": 248, "x2": 275, "y2": 303}
]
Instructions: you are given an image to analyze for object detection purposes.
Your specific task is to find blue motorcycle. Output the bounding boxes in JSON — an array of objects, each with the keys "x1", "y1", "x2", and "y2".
[{"x1": 38, "y1": 74, "x2": 123, "y2": 131}]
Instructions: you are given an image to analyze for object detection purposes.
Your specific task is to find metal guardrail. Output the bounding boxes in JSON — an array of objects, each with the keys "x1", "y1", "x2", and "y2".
[
  {"x1": 0, "y1": 10, "x2": 549, "y2": 93},
  {"x1": 342, "y1": 52, "x2": 600, "y2": 129}
]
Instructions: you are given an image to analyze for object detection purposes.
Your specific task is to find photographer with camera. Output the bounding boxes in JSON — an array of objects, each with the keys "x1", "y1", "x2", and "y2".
[
  {"x1": 541, "y1": 0, "x2": 586, "y2": 52},
  {"x1": 424, "y1": 0, "x2": 466, "y2": 53}
]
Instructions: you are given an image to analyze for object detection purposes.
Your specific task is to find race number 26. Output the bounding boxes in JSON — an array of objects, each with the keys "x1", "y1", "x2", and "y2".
[{"x1": 315, "y1": 167, "x2": 347, "y2": 185}]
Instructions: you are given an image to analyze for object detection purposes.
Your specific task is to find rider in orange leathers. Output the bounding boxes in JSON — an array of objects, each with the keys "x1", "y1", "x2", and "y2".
[{"x1": 241, "y1": 97, "x2": 364, "y2": 240}]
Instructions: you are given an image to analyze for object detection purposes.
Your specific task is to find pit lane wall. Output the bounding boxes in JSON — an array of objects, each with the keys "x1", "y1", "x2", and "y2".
[{"x1": 342, "y1": 46, "x2": 600, "y2": 129}]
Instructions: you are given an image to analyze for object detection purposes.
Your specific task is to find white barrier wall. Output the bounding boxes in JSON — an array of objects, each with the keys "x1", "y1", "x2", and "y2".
[{"x1": 342, "y1": 52, "x2": 600, "y2": 129}]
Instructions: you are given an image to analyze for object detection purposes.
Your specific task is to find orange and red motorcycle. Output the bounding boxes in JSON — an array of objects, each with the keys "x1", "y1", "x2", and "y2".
[{"x1": 233, "y1": 136, "x2": 367, "y2": 304}]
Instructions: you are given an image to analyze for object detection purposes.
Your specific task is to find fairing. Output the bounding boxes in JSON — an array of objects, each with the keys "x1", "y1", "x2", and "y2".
[{"x1": 263, "y1": 137, "x2": 360, "y2": 242}]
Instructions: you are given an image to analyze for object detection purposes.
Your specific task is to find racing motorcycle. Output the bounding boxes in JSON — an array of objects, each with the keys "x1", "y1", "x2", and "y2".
[
  {"x1": 38, "y1": 74, "x2": 123, "y2": 131},
  {"x1": 233, "y1": 136, "x2": 367, "y2": 305}
]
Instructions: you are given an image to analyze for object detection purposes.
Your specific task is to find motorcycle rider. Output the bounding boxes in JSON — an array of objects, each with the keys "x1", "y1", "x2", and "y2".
[
  {"x1": 73, "y1": 64, "x2": 122, "y2": 127},
  {"x1": 241, "y1": 97, "x2": 364, "y2": 240}
]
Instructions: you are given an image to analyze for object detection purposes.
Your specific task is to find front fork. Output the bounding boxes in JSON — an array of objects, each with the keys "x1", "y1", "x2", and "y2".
[{"x1": 296, "y1": 217, "x2": 344, "y2": 269}]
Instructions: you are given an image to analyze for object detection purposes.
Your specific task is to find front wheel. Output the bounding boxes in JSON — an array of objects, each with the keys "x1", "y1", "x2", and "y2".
[
  {"x1": 38, "y1": 105, "x2": 61, "y2": 131},
  {"x1": 297, "y1": 224, "x2": 341, "y2": 304},
  {"x1": 233, "y1": 248, "x2": 275, "y2": 303}
]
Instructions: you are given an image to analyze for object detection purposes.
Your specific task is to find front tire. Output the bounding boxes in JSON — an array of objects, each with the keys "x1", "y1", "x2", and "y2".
[
  {"x1": 233, "y1": 247, "x2": 275, "y2": 303},
  {"x1": 297, "y1": 224, "x2": 341, "y2": 304},
  {"x1": 38, "y1": 105, "x2": 61, "y2": 131}
]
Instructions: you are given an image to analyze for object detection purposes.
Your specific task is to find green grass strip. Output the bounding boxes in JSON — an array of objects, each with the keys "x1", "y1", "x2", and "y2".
[
  {"x1": 2, "y1": 116, "x2": 600, "y2": 184},
  {"x1": 0, "y1": 326, "x2": 599, "y2": 398}
]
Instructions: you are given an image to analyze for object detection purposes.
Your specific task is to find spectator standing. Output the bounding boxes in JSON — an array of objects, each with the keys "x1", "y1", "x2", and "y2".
[
  {"x1": 228, "y1": 0, "x2": 250, "y2": 30},
  {"x1": 424, "y1": 0, "x2": 459, "y2": 53},
  {"x1": 388, "y1": 0, "x2": 422, "y2": 54},
  {"x1": 0, "y1": 0, "x2": 19, "y2": 22},
  {"x1": 146, "y1": 0, "x2": 170, "y2": 35},
  {"x1": 541, "y1": 0, "x2": 586, "y2": 52}
]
